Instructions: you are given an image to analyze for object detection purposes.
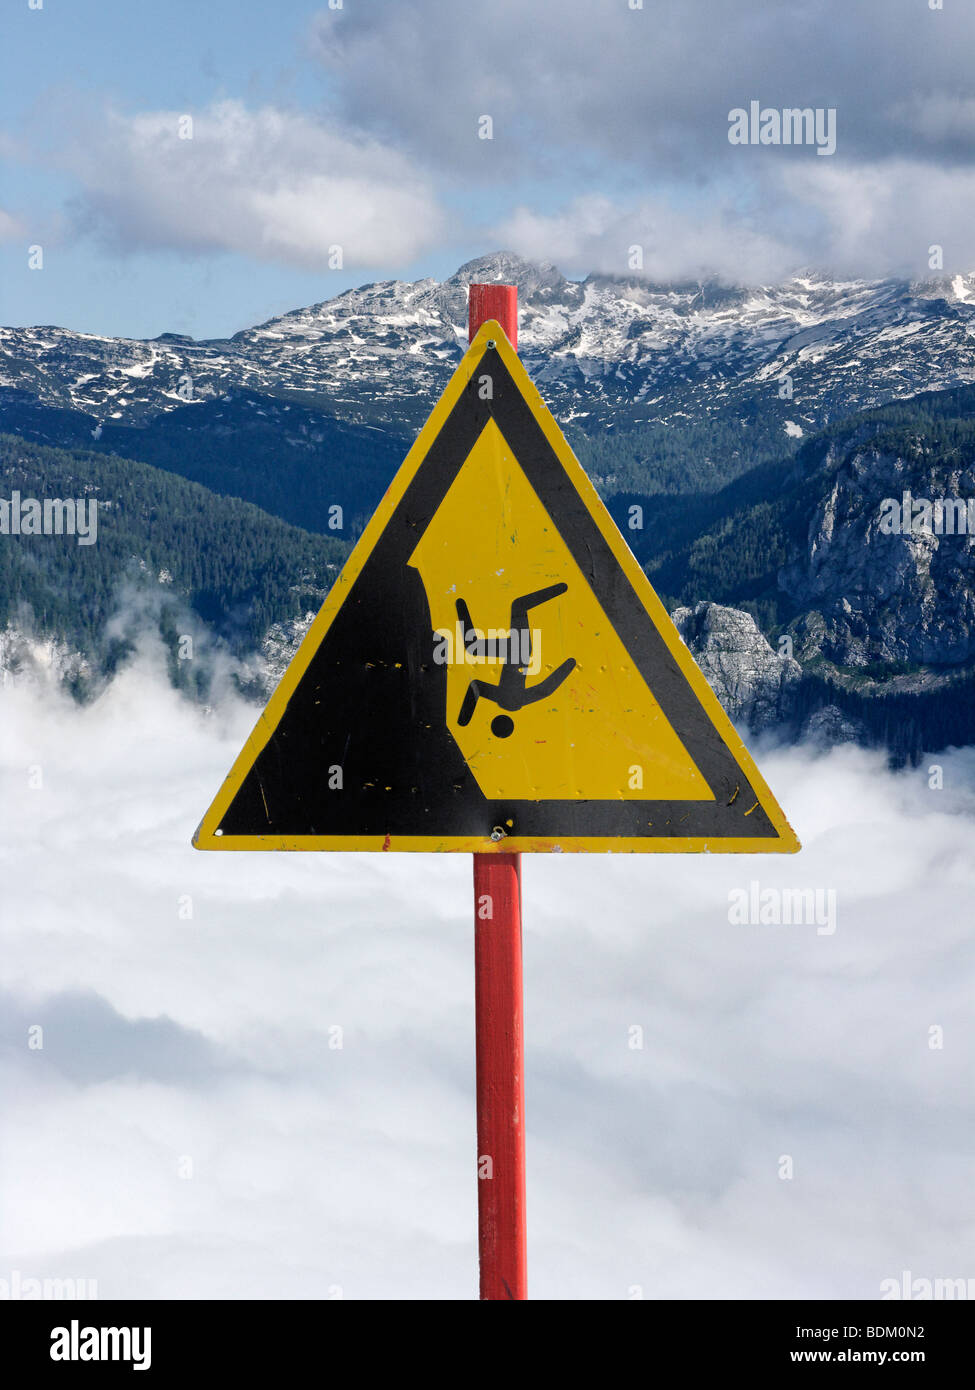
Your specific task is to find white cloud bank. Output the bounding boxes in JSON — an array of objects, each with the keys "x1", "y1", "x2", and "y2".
[
  {"x1": 497, "y1": 159, "x2": 975, "y2": 286},
  {"x1": 1, "y1": 647, "x2": 974, "y2": 1299},
  {"x1": 56, "y1": 100, "x2": 445, "y2": 270},
  {"x1": 497, "y1": 193, "x2": 802, "y2": 287}
]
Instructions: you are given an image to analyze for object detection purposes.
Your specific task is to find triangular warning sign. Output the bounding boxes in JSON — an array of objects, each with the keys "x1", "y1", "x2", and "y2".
[{"x1": 194, "y1": 323, "x2": 799, "y2": 854}]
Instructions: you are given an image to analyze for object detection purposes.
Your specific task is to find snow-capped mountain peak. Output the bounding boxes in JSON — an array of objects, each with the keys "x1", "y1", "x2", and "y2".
[{"x1": 2, "y1": 253, "x2": 975, "y2": 435}]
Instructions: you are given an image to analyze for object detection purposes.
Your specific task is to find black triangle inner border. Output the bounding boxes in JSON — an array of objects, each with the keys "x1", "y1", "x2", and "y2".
[{"x1": 219, "y1": 347, "x2": 778, "y2": 842}]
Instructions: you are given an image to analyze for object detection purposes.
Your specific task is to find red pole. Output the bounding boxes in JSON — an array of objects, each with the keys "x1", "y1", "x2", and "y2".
[
  {"x1": 469, "y1": 282, "x2": 526, "y2": 1301},
  {"x1": 469, "y1": 282, "x2": 518, "y2": 351},
  {"x1": 473, "y1": 852, "x2": 526, "y2": 1300}
]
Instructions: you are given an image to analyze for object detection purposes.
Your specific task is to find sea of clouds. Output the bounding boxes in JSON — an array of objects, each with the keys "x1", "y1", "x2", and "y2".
[{"x1": 1, "y1": 641, "x2": 973, "y2": 1300}]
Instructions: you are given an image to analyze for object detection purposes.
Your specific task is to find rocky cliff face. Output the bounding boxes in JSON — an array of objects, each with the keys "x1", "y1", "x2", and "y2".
[
  {"x1": 671, "y1": 602, "x2": 878, "y2": 749},
  {"x1": 781, "y1": 444, "x2": 975, "y2": 670},
  {"x1": 260, "y1": 612, "x2": 317, "y2": 693},
  {"x1": 672, "y1": 602, "x2": 801, "y2": 732}
]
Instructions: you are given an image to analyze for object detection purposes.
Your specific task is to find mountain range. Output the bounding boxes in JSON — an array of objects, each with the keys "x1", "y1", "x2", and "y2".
[
  {"x1": 4, "y1": 252, "x2": 975, "y2": 440},
  {"x1": 3, "y1": 251, "x2": 975, "y2": 759}
]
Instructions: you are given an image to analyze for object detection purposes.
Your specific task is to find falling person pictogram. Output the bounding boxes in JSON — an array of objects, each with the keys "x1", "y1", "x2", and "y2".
[{"x1": 455, "y1": 583, "x2": 577, "y2": 737}]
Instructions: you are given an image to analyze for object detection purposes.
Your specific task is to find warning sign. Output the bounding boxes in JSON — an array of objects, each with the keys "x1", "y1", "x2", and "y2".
[{"x1": 193, "y1": 322, "x2": 799, "y2": 854}]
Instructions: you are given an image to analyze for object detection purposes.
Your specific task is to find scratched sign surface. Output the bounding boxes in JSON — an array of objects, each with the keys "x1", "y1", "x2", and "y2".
[{"x1": 193, "y1": 322, "x2": 799, "y2": 853}]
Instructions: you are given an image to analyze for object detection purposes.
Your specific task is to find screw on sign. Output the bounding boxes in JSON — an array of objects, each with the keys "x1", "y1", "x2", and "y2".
[{"x1": 194, "y1": 280, "x2": 800, "y2": 1300}]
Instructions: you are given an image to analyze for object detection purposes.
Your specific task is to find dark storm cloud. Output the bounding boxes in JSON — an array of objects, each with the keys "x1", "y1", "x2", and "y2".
[{"x1": 309, "y1": 0, "x2": 975, "y2": 176}]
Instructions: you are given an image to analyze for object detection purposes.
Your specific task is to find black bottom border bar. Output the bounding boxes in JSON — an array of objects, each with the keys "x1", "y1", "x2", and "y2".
[{"x1": 0, "y1": 1297, "x2": 966, "y2": 1376}]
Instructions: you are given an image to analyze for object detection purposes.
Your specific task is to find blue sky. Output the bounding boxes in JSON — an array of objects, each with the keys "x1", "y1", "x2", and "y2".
[
  {"x1": 2, "y1": 0, "x2": 973, "y2": 339},
  {"x1": 0, "y1": 0, "x2": 462, "y2": 337}
]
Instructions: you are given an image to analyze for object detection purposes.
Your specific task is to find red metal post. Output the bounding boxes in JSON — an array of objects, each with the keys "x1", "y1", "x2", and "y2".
[
  {"x1": 473, "y1": 852, "x2": 526, "y2": 1300},
  {"x1": 469, "y1": 283, "x2": 526, "y2": 1300},
  {"x1": 469, "y1": 282, "x2": 518, "y2": 351}
]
